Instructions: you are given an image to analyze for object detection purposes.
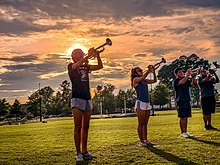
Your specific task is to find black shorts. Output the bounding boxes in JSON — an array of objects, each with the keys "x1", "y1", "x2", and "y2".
[
  {"x1": 201, "y1": 96, "x2": 216, "y2": 115},
  {"x1": 176, "y1": 101, "x2": 192, "y2": 118}
]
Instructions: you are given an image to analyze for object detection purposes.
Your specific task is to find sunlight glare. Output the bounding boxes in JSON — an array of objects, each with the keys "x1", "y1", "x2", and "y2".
[{"x1": 66, "y1": 43, "x2": 88, "y2": 57}]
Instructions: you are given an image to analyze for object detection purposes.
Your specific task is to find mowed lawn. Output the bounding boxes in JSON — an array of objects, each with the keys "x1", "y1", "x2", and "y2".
[{"x1": 0, "y1": 109, "x2": 220, "y2": 165}]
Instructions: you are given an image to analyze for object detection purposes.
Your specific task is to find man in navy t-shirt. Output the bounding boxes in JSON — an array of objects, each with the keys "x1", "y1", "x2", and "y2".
[
  {"x1": 198, "y1": 69, "x2": 219, "y2": 130},
  {"x1": 173, "y1": 67, "x2": 197, "y2": 138}
]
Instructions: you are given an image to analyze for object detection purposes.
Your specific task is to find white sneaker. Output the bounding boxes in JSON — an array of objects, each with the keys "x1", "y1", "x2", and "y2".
[
  {"x1": 185, "y1": 132, "x2": 191, "y2": 137},
  {"x1": 139, "y1": 142, "x2": 147, "y2": 147},
  {"x1": 181, "y1": 132, "x2": 190, "y2": 138},
  {"x1": 76, "y1": 153, "x2": 84, "y2": 162}
]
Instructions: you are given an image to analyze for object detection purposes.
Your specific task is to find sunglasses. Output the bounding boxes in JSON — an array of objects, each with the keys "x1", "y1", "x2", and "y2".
[
  {"x1": 137, "y1": 69, "x2": 143, "y2": 72},
  {"x1": 75, "y1": 51, "x2": 84, "y2": 55}
]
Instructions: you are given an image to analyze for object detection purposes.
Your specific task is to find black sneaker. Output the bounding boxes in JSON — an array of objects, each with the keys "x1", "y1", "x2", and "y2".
[
  {"x1": 204, "y1": 125, "x2": 209, "y2": 130},
  {"x1": 82, "y1": 152, "x2": 96, "y2": 160},
  {"x1": 208, "y1": 125, "x2": 217, "y2": 130}
]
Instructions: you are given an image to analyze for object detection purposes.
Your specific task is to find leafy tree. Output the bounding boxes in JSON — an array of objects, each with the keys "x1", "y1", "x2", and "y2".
[
  {"x1": 0, "y1": 98, "x2": 10, "y2": 117},
  {"x1": 115, "y1": 89, "x2": 136, "y2": 112},
  {"x1": 92, "y1": 84, "x2": 116, "y2": 114},
  {"x1": 151, "y1": 83, "x2": 170, "y2": 108},
  {"x1": 49, "y1": 80, "x2": 72, "y2": 115},
  {"x1": 157, "y1": 54, "x2": 214, "y2": 106},
  {"x1": 26, "y1": 91, "x2": 39, "y2": 117},
  {"x1": 9, "y1": 99, "x2": 22, "y2": 120},
  {"x1": 158, "y1": 54, "x2": 211, "y2": 89},
  {"x1": 26, "y1": 86, "x2": 54, "y2": 117},
  {"x1": 40, "y1": 86, "x2": 55, "y2": 114},
  {"x1": 115, "y1": 89, "x2": 126, "y2": 112},
  {"x1": 59, "y1": 80, "x2": 71, "y2": 114}
]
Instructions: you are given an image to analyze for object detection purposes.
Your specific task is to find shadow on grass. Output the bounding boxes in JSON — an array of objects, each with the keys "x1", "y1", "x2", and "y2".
[
  {"x1": 188, "y1": 136, "x2": 220, "y2": 146},
  {"x1": 76, "y1": 161, "x2": 89, "y2": 165},
  {"x1": 146, "y1": 146, "x2": 198, "y2": 164}
]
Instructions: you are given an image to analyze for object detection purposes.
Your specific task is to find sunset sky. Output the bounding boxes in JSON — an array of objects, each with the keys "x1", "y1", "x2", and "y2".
[{"x1": 0, "y1": 0, "x2": 220, "y2": 103}]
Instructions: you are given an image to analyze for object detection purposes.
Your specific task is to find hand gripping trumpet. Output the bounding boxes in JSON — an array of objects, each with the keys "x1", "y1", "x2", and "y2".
[
  {"x1": 88, "y1": 38, "x2": 112, "y2": 59},
  {"x1": 144, "y1": 58, "x2": 166, "y2": 72}
]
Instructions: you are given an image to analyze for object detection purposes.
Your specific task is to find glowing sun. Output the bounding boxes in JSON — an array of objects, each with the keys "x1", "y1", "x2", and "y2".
[{"x1": 66, "y1": 43, "x2": 88, "y2": 57}]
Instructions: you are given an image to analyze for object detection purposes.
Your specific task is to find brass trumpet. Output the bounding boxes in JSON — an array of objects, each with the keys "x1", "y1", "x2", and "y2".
[
  {"x1": 208, "y1": 68, "x2": 217, "y2": 75},
  {"x1": 88, "y1": 38, "x2": 112, "y2": 59},
  {"x1": 144, "y1": 58, "x2": 166, "y2": 72}
]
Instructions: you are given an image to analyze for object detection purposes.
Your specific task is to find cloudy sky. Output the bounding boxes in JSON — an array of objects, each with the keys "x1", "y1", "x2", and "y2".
[{"x1": 0, "y1": 0, "x2": 220, "y2": 103}]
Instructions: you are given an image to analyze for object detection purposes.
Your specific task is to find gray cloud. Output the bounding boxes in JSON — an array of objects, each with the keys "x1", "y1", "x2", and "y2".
[
  {"x1": 0, "y1": 54, "x2": 38, "y2": 62},
  {"x1": 168, "y1": 26, "x2": 195, "y2": 35},
  {"x1": 1, "y1": 0, "x2": 219, "y2": 36},
  {"x1": 0, "y1": 18, "x2": 67, "y2": 36},
  {"x1": 0, "y1": 0, "x2": 220, "y2": 102},
  {"x1": 133, "y1": 54, "x2": 147, "y2": 57}
]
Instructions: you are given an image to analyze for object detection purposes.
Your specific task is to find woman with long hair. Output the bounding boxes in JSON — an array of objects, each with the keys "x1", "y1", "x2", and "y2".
[{"x1": 131, "y1": 65, "x2": 157, "y2": 146}]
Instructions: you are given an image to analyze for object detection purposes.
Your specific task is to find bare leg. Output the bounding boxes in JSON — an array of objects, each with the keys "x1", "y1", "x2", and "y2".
[
  {"x1": 207, "y1": 114, "x2": 211, "y2": 125},
  {"x1": 81, "y1": 111, "x2": 91, "y2": 153},
  {"x1": 136, "y1": 109, "x2": 149, "y2": 142},
  {"x1": 180, "y1": 117, "x2": 187, "y2": 133},
  {"x1": 72, "y1": 108, "x2": 83, "y2": 155},
  {"x1": 203, "y1": 114, "x2": 208, "y2": 126},
  {"x1": 143, "y1": 110, "x2": 150, "y2": 141}
]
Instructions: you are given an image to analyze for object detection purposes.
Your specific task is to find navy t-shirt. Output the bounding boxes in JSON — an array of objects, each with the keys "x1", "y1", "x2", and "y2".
[
  {"x1": 173, "y1": 78, "x2": 192, "y2": 101},
  {"x1": 198, "y1": 76, "x2": 215, "y2": 97},
  {"x1": 135, "y1": 80, "x2": 149, "y2": 102},
  {"x1": 68, "y1": 63, "x2": 91, "y2": 100}
]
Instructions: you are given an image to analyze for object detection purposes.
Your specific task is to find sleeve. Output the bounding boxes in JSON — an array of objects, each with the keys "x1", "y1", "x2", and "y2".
[
  {"x1": 67, "y1": 63, "x2": 72, "y2": 73},
  {"x1": 67, "y1": 63, "x2": 74, "y2": 79},
  {"x1": 173, "y1": 79, "x2": 180, "y2": 88},
  {"x1": 198, "y1": 77, "x2": 203, "y2": 85}
]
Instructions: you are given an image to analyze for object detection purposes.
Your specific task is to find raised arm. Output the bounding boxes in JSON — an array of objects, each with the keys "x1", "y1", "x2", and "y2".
[
  {"x1": 89, "y1": 53, "x2": 103, "y2": 71},
  {"x1": 70, "y1": 56, "x2": 89, "y2": 70},
  {"x1": 213, "y1": 71, "x2": 219, "y2": 83},
  {"x1": 146, "y1": 69, "x2": 157, "y2": 84},
  {"x1": 179, "y1": 69, "x2": 191, "y2": 85},
  {"x1": 133, "y1": 70, "x2": 150, "y2": 88}
]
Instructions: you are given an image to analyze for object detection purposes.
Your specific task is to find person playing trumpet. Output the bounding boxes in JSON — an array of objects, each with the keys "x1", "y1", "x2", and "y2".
[
  {"x1": 173, "y1": 67, "x2": 197, "y2": 138},
  {"x1": 68, "y1": 48, "x2": 103, "y2": 161},
  {"x1": 198, "y1": 69, "x2": 219, "y2": 130},
  {"x1": 131, "y1": 65, "x2": 157, "y2": 147}
]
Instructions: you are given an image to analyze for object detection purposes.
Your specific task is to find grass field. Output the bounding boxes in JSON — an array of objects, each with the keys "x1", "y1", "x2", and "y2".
[{"x1": 0, "y1": 109, "x2": 220, "y2": 165}]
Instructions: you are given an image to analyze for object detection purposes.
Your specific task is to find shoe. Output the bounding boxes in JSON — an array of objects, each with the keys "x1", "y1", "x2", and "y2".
[
  {"x1": 181, "y1": 132, "x2": 190, "y2": 138},
  {"x1": 139, "y1": 142, "x2": 147, "y2": 147},
  {"x1": 82, "y1": 152, "x2": 96, "y2": 160},
  {"x1": 76, "y1": 153, "x2": 84, "y2": 162},
  {"x1": 145, "y1": 141, "x2": 155, "y2": 146},
  {"x1": 204, "y1": 125, "x2": 210, "y2": 130},
  {"x1": 208, "y1": 125, "x2": 217, "y2": 130}
]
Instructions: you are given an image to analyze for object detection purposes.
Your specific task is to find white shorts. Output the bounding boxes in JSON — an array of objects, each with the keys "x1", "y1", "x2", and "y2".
[
  {"x1": 71, "y1": 98, "x2": 92, "y2": 111},
  {"x1": 135, "y1": 100, "x2": 152, "y2": 110}
]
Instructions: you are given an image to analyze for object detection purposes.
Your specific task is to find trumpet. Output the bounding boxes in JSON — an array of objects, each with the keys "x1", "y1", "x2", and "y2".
[
  {"x1": 144, "y1": 58, "x2": 166, "y2": 72},
  {"x1": 208, "y1": 68, "x2": 217, "y2": 75},
  {"x1": 88, "y1": 38, "x2": 112, "y2": 59}
]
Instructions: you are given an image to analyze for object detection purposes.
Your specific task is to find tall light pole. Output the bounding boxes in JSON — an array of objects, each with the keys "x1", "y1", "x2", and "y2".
[
  {"x1": 124, "y1": 95, "x2": 126, "y2": 114},
  {"x1": 99, "y1": 97, "x2": 103, "y2": 118},
  {"x1": 39, "y1": 83, "x2": 42, "y2": 122}
]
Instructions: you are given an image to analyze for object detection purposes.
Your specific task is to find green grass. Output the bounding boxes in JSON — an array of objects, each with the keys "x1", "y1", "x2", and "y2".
[{"x1": 0, "y1": 109, "x2": 220, "y2": 164}]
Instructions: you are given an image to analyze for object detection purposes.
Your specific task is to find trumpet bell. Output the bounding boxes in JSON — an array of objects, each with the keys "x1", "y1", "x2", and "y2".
[
  {"x1": 106, "y1": 38, "x2": 112, "y2": 46},
  {"x1": 162, "y1": 58, "x2": 166, "y2": 63}
]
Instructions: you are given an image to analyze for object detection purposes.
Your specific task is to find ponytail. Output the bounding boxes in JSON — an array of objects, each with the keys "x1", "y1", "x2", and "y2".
[{"x1": 130, "y1": 67, "x2": 138, "y2": 88}]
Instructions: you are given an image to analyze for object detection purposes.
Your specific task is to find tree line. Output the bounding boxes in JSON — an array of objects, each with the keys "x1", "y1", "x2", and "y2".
[{"x1": 0, "y1": 54, "x2": 219, "y2": 121}]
